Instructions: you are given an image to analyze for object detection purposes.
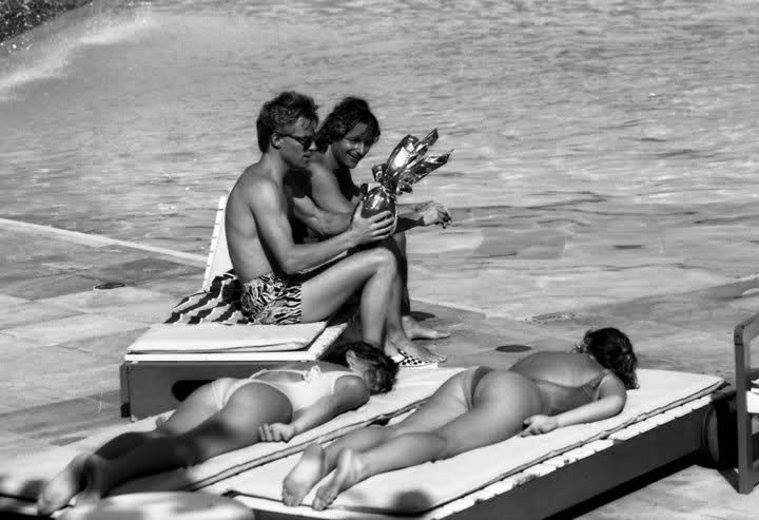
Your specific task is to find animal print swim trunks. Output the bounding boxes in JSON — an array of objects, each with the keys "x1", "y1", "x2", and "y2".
[{"x1": 240, "y1": 272, "x2": 303, "y2": 325}]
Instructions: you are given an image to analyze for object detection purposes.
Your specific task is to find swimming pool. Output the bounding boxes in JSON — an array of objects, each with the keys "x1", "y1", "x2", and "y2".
[{"x1": 1, "y1": 0, "x2": 757, "y2": 318}]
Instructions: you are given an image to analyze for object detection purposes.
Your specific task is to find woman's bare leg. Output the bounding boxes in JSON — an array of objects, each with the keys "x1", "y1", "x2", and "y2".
[
  {"x1": 312, "y1": 372, "x2": 544, "y2": 510},
  {"x1": 282, "y1": 369, "x2": 471, "y2": 506},
  {"x1": 41, "y1": 383, "x2": 291, "y2": 513},
  {"x1": 389, "y1": 232, "x2": 450, "y2": 340},
  {"x1": 37, "y1": 381, "x2": 224, "y2": 515},
  {"x1": 384, "y1": 274, "x2": 443, "y2": 362},
  {"x1": 301, "y1": 247, "x2": 397, "y2": 349}
]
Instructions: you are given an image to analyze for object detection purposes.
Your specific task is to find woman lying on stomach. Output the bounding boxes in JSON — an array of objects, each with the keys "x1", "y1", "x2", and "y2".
[
  {"x1": 283, "y1": 327, "x2": 637, "y2": 510},
  {"x1": 37, "y1": 341, "x2": 398, "y2": 515}
]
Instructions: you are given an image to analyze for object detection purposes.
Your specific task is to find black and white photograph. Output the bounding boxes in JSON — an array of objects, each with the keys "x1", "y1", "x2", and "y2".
[{"x1": 0, "y1": 1, "x2": 757, "y2": 518}]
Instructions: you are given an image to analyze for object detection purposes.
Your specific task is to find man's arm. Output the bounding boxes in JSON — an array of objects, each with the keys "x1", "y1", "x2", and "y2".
[{"x1": 249, "y1": 178, "x2": 392, "y2": 274}]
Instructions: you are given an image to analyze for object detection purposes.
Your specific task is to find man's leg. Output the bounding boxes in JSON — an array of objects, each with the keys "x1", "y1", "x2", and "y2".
[
  {"x1": 300, "y1": 247, "x2": 397, "y2": 350},
  {"x1": 389, "y1": 232, "x2": 450, "y2": 340}
]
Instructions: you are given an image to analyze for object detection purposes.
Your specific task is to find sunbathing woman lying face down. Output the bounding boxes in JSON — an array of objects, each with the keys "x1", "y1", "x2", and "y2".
[
  {"x1": 37, "y1": 342, "x2": 398, "y2": 515},
  {"x1": 283, "y1": 327, "x2": 638, "y2": 510}
]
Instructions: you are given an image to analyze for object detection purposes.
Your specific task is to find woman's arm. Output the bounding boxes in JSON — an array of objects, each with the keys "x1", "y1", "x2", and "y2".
[
  {"x1": 395, "y1": 201, "x2": 453, "y2": 233},
  {"x1": 309, "y1": 161, "x2": 357, "y2": 214},
  {"x1": 258, "y1": 375, "x2": 370, "y2": 442},
  {"x1": 291, "y1": 194, "x2": 352, "y2": 238},
  {"x1": 521, "y1": 374, "x2": 627, "y2": 436}
]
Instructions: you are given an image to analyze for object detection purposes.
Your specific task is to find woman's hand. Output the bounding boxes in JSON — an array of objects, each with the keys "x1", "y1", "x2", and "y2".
[
  {"x1": 258, "y1": 423, "x2": 297, "y2": 442},
  {"x1": 414, "y1": 201, "x2": 452, "y2": 228},
  {"x1": 520, "y1": 415, "x2": 559, "y2": 436}
]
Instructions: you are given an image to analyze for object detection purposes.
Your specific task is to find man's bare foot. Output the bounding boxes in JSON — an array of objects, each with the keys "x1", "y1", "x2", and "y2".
[
  {"x1": 386, "y1": 333, "x2": 444, "y2": 363},
  {"x1": 282, "y1": 444, "x2": 327, "y2": 507},
  {"x1": 402, "y1": 315, "x2": 450, "y2": 340},
  {"x1": 37, "y1": 453, "x2": 89, "y2": 515},
  {"x1": 312, "y1": 449, "x2": 366, "y2": 511}
]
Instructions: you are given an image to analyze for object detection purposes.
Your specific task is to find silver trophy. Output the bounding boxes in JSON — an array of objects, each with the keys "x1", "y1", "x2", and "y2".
[{"x1": 360, "y1": 129, "x2": 452, "y2": 218}]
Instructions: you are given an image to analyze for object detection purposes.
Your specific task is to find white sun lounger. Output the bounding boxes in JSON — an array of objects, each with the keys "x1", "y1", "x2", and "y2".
[
  {"x1": 0, "y1": 369, "x2": 725, "y2": 519},
  {"x1": 120, "y1": 196, "x2": 351, "y2": 419},
  {"x1": 202, "y1": 369, "x2": 725, "y2": 520},
  {"x1": 0, "y1": 368, "x2": 465, "y2": 515}
]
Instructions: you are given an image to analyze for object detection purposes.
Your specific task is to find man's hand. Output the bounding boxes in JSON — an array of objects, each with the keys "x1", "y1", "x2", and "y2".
[
  {"x1": 258, "y1": 423, "x2": 297, "y2": 442},
  {"x1": 415, "y1": 201, "x2": 452, "y2": 228},
  {"x1": 520, "y1": 415, "x2": 559, "y2": 436},
  {"x1": 348, "y1": 204, "x2": 396, "y2": 245}
]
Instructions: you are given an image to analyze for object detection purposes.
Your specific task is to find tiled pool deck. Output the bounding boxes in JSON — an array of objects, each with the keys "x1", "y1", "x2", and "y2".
[{"x1": 1, "y1": 220, "x2": 759, "y2": 518}]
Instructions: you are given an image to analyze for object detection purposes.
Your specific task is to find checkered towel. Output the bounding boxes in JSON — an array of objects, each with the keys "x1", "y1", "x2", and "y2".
[{"x1": 165, "y1": 271, "x2": 252, "y2": 324}]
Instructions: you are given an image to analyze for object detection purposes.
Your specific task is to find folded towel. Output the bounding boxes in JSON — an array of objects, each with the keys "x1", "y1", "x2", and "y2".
[{"x1": 165, "y1": 271, "x2": 249, "y2": 325}]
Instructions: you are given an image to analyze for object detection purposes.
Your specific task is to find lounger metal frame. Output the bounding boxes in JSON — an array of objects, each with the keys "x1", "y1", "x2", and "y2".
[{"x1": 734, "y1": 311, "x2": 759, "y2": 493}]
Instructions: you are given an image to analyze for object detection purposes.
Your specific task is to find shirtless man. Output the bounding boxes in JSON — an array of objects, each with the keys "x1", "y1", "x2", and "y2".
[
  {"x1": 226, "y1": 91, "x2": 414, "y2": 358},
  {"x1": 290, "y1": 96, "x2": 452, "y2": 343}
]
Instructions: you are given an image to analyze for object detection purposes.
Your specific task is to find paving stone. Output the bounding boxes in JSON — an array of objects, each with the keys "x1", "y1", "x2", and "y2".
[
  {"x1": 0, "y1": 396, "x2": 123, "y2": 442},
  {"x1": 0, "y1": 300, "x2": 79, "y2": 329},
  {"x1": 38, "y1": 287, "x2": 176, "y2": 323},
  {"x1": 57, "y1": 328, "x2": 147, "y2": 361},
  {"x1": 136, "y1": 273, "x2": 204, "y2": 299},
  {"x1": 39, "y1": 286, "x2": 173, "y2": 310},
  {"x1": 0, "y1": 273, "x2": 104, "y2": 300},
  {"x1": 84, "y1": 257, "x2": 201, "y2": 285},
  {"x1": 2, "y1": 314, "x2": 146, "y2": 347},
  {"x1": 0, "y1": 430, "x2": 52, "y2": 461}
]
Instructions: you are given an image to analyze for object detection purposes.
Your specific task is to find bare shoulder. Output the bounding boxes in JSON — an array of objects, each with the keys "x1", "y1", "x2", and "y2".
[
  {"x1": 308, "y1": 152, "x2": 332, "y2": 176},
  {"x1": 231, "y1": 165, "x2": 281, "y2": 206},
  {"x1": 307, "y1": 155, "x2": 337, "y2": 185},
  {"x1": 599, "y1": 371, "x2": 627, "y2": 395},
  {"x1": 334, "y1": 373, "x2": 370, "y2": 402}
]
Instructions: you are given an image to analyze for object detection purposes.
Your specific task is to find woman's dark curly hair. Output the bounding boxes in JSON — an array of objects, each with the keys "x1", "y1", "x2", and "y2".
[
  {"x1": 322, "y1": 341, "x2": 398, "y2": 394},
  {"x1": 315, "y1": 97, "x2": 380, "y2": 153},
  {"x1": 577, "y1": 327, "x2": 638, "y2": 389}
]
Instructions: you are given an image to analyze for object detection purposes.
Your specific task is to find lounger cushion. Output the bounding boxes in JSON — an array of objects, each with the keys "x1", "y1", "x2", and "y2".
[{"x1": 128, "y1": 322, "x2": 328, "y2": 353}]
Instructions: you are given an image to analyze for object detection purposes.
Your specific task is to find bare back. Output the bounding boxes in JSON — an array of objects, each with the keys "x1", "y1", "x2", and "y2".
[
  {"x1": 226, "y1": 164, "x2": 290, "y2": 282},
  {"x1": 509, "y1": 351, "x2": 607, "y2": 387}
]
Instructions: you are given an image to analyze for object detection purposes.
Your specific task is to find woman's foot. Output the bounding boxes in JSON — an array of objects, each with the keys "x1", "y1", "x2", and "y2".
[
  {"x1": 402, "y1": 315, "x2": 450, "y2": 340},
  {"x1": 282, "y1": 444, "x2": 327, "y2": 507},
  {"x1": 312, "y1": 449, "x2": 367, "y2": 511},
  {"x1": 37, "y1": 453, "x2": 89, "y2": 515},
  {"x1": 386, "y1": 332, "x2": 444, "y2": 363}
]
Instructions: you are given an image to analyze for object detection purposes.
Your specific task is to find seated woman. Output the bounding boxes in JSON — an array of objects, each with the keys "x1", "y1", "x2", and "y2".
[
  {"x1": 283, "y1": 327, "x2": 637, "y2": 510},
  {"x1": 37, "y1": 342, "x2": 398, "y2": 515}
]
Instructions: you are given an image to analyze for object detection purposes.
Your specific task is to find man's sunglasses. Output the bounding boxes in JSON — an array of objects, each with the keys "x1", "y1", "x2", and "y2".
[{"x1": 277, "y1": 132, "x2": 315, "y2": 150}]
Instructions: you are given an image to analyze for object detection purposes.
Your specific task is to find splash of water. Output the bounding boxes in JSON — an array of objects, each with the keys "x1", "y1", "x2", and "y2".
[{"x1": 0, "y1": 4, "x2": 157, "y2": 100}]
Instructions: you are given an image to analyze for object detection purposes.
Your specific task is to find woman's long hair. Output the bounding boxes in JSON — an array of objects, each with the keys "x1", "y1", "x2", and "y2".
[
  {"x1": 322, "y1": 341, "x2": 398, "y2": 393},
  {"x1": 315, "y1": 97, "x2": 380, "y2": 153},
  {"x1": 578, "y1": 327, "x2": 638, "y2": 389}
]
